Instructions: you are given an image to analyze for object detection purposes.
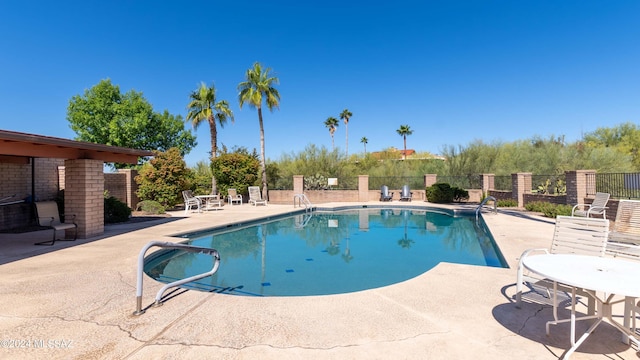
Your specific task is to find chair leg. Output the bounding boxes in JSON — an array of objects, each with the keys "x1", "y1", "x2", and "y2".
[{"x1": 34, "y1": 230, "x2": 57, "y2": 246}]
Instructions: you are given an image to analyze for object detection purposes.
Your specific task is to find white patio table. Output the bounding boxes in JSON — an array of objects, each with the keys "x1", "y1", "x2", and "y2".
[
  {"x1": 196, "y1": 195, "x2": 223, "y2": 211},
  {"x1": 522, "y1": 253, "x2": 640, "y2": 358}
]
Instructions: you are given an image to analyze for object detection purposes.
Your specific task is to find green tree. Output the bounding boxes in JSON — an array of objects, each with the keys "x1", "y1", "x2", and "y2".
[
  {"x1": 324, "y1": 117, "x2": 339, "y2": 150},
  {"x1": 191, "y1": 160, "x2": 213, "y2": 196},
  {"x1": 340, "y1": 109, "x2": 353, "y2": 156},
  {"x1": 360, "y1": 136, "x2": 368, "y2": 154},
  {"x1": 211, "y1": 148, "x2": 260, "y2": 197},
  {"x1": 238, "y1": 62, "x2": 281, "y2": 199},
  {"x1": 583, "y1": 122, "x2": 640, "y2": 170},
  {"x1": 186, "y1": 82, "x2": 234, "y2": 194},
  {"x1": 67, "y1": 79, "x2": 196, "y2": 167},
  {"x1": 396, "y1": 125, "x2": 413, "y2": 160},
  {"x1": 135, "y1": 147, "x2": 192, "y2": 207}
]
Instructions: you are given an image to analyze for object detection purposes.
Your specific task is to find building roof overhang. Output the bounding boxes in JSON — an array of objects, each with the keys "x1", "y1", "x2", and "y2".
[{"x1": 0, "y1": 130, "x2": 154, "y2": 164}]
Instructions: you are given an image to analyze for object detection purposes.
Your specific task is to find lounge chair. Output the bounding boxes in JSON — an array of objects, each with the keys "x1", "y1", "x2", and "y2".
[
  {"x1": 380, "y1": 185, "x2": 393, "y2": 201},
  {"x1": 248, "y1": 186, "x2": 267, "y2": 206},
  {"x1": 400, "y1": 185, "x2": 413, "y2": 202},
  {"x1": 227, "y1": 189, "x2": 243, "y2": 206},
  {"x1": 182, "y1": 190, "x2": 202, "y2": 214},
  {"x1": 516, "y1": 215, "x2": 609, "y2": 310},
  {"x1": 34, "y1": 201, "x2": 77, "y2": 246},
  {"x1": 571, "y1": 192, "x2": 610, "y2": 218}
]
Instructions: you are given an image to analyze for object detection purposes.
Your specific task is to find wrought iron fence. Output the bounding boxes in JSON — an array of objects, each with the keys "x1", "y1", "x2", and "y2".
[
  {"x1": 595, "y1": 173, "x2": 640, "y2": 199},
  {"x1": 493, "y1": 175, "x2": 512, "y2": 191},
  {"x1": 531, "y1": 174, "x2": 566, "y2": 195},
  {"x1": 435, "y1": 175, "x2": 482, "y2": 189},
  {"x1": 368, "y1": 176, "x2": 424, "y2": 190}
]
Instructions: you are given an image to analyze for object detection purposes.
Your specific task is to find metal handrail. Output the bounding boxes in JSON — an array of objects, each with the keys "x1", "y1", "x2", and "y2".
[
  {"x1": 476, "y1": 196, "x2": 498, "y2": 220},
  {"x1": 293, "y1": 193, "x2": 313, "y2": 212},
  {"x1": 133, "y1": 241, "x2": 220, "y2": 316}
]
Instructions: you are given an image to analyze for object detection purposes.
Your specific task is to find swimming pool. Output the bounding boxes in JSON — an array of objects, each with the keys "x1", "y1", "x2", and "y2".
[{"x1": 144, "y1": 207, "x2": 507, "y2": 297}]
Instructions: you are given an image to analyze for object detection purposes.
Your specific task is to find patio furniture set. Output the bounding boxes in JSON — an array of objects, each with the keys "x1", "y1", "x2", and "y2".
[
  {"x1": 182, "y1": 186, "x2": 267, "y2": 215},
  {"x1": 517, "y1": 193, "x2": 640, "y2": 358}
]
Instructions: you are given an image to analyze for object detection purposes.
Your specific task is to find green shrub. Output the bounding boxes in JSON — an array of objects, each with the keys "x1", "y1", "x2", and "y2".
[
  {"x1": 497, "y1": 199, "x2": 518, "y2": 207},
  {"x1": 452, "y1": 187, "x2": 469, "y2": 202},
  {"x1": 135, "y1": 200, "x2": 165, "y2": 215},
  {"x1": 105, "y1": 196, "x2": 131, "y2": 223},
  {"x1": 525, "y1": 201, "x2": 572, "y2": 218},
  {"x1": 426, "y1": 183, "x2": 455, "y2": 203}
]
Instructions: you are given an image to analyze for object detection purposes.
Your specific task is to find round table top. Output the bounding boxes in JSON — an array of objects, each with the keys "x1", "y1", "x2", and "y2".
[{"x1": 522, "y1": 254, "x2": 640, "y2": 297}]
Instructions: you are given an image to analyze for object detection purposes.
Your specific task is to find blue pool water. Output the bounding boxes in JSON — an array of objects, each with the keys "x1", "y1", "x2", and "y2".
[{"x1": 144, "y1": 208, "x2": 507, "y2": 297}]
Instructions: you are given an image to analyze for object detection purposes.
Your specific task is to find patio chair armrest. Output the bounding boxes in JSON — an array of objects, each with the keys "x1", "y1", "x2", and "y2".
[
  {"x1": 517, "y1": 248, "x2": 549, "y2": 265},
  {"x1": 61, "y1": 213, "x2": 77, "y2": 224}
]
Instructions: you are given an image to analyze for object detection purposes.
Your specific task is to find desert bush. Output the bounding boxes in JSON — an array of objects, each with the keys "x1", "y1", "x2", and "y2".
[
  {"x1": 497, "y1": 199, "x2": 518, "y2": 207},
  {"x1": 105, "y1": 196, "x2": 131, "y2": 223},
  {"x1": 135, "y1": 200, "x2": 165, "y2": 214}
]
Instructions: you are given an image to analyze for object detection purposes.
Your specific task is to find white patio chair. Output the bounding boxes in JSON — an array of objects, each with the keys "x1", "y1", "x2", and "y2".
[
  {"x1": 606, "y1": 199, "x2": 640, "y2": 259},
  {"x1": 516, "y1": 215, "x2": 609, "y2": 310},
  {"x1": 248, "y1": 186, "x2": 267, "y2": 206},
  {"x1": 34, "y1": 201, "x2": 77, "y2": 246},
  {"x1": 227, "y1": 188, "x2": 243, "y2": 206},
  {"x1": 571, "y1": 192, "x2": 610, "y2": 218},
  {"x1": 182, "y1": 190, "x2": 201, "y2": 214},
  {"x1": 604, "y1": 200, "x2": 640, "y2": 339}
]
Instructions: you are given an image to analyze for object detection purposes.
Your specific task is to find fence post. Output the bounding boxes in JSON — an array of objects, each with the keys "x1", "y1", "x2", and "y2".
[
  {"x1": 481, "y1": 174, "x2": 494, "y2": 195},
  {"x1": 512, "y1": 172, "x2": 532, "y2": 208},
  {"x1": 424, "y1": 174, "x2": 437, "y2": 188},
  {"x1": 293, "y1": 175, "x2": 304, "y2": 195},
  {"x1": 566, "y1": 170, "x2": 595, "y2": 206},
  {"x1": 358, "y1": 175, "x2": 369, "y2": 202}
]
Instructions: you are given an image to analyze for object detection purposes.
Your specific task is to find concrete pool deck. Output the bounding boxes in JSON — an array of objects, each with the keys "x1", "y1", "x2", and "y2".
[{"x1": 0, "y1": 202, "x2": 638, "y2": 359}]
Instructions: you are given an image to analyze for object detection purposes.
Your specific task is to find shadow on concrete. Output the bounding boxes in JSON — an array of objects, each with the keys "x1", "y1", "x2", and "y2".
[
  {"x1": 0, "y1": 216, "x2": 183, "y2": 265},
  {"x1": 494, "y1": 283, "x2": 634, "y2": 358}
]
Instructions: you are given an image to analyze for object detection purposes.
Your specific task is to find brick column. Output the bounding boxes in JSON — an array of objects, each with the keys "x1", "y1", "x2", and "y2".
[
  {"x1": 293, "y1": 175, "x2": 304, "y2": 194},
  {"x1": 118, "y1": 168, "x2": 139, "y2": 208},
  {"x1": 481, "y1": 174, "x2": 495, "y2": 194},
  {"x1": 512, "y1": 172, "x2": 532, "y2": 208},
  {"x1": 64, "y1": 159, "x2": 104, "y2": 238},
  {"x1": 424, "y1": 174, "x2": 437, "y2": 187},
  {"x1": 566, "y1": 170, "x2": 595, "y2": 206},
  {"x1": 358, "y1": 175, "x2": 369, "y2": 201}
]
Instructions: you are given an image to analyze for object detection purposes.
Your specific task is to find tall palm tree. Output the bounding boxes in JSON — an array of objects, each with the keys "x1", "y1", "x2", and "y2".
[
  {"x1": 360, "y1": 136, "x2": 368, "y2": 154},
  {"x1": 340, "y1": 109, "x2": 352, "y2": 156},
  {"x1": 238, "y1": 62, "x2": 280, "y2": 199},
  {"x1": 396, "y1": 125, "x2": 413, "y2": 160},
  {"x1": 186, "y1": 82, "x2": 234, "y2": 194},
  {"x1": 324, "y1": 117, "x2": 339, "y2": 150}
]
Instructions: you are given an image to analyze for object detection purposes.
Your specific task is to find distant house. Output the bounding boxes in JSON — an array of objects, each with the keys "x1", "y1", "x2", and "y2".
[{"x1": 400, "y1": 149, "x2": 415, "y2": 159}]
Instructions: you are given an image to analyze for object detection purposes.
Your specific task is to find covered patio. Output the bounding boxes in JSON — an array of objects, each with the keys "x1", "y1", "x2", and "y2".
[{"x1": 0, "y1": 129, "x2": 153, "y2": 238}]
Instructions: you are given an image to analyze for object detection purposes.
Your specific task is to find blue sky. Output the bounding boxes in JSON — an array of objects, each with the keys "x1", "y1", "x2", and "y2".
[{"x1": 1, "y1": 1, "x2": 639, "y2": 166}]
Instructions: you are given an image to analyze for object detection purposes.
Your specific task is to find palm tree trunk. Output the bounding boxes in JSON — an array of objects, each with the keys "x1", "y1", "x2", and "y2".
[
  {"x1": 403, "y1": 136, "x2": 407, "y2": 160},
  {"x1": 258, "y1": 107, "x2": 268, "y2": 200},
  {"x1": 209, "y1": 117, "x2": 218, "y2": 194},
  {"x1": 345, "y1": 123, "x2": 349, "y2": 156}
]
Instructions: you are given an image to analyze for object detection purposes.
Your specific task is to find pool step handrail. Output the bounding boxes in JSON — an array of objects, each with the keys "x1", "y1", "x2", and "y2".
[
  {"x1": 133, "y1": 241, "x2": 220, "y2": 316},
  {"x1": 293, "y1": 193, "x2": 314, "y2": 212},
  {"x1": 476, "y1": 196, "x2": 498, "y2": 220}
]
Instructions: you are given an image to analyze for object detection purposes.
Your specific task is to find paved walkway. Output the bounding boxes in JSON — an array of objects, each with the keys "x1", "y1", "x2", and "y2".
[{"x1": 0, "y1": 202, "x2": 637, "y2": 359}]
